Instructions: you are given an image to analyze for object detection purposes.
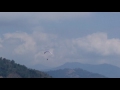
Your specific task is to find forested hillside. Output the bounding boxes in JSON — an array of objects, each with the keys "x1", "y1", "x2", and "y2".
[{"x1": 0, "y1": 57, "x2": 52, "y2": 78}]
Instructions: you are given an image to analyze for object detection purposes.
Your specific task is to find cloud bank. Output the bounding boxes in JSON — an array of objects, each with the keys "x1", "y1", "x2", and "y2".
[
  {"x1": 0, "y1": 30, "x2": 120, "y2": 67},
  {"x1": 72, "y1": 32, "x2": 120, "y2": 55}
]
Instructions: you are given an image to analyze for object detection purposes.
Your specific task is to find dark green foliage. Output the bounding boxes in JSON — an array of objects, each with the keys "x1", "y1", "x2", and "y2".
[{"x1": 0, "y1": 57, "x2": 52, "y2": 78}]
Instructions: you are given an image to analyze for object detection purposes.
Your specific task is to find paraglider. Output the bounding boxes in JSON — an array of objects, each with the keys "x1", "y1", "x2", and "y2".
[
  {"x1": 44, "y1": 51, "x2": 52, "y2": 54},
  {"x1": 44, "y1": 51, "x2": 53, "y2": 60}
]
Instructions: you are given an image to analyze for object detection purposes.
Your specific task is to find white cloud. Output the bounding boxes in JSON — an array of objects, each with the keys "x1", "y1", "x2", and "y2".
[
  {"x1": 1, "y1": 31, "x2": 120, "y2": 67},
  {"x1": 3, "y1": 32, "x2": 36, "y2": 55},
  {"x1": 72, "y1": 32, "x2": 120, "y2": 55},
  {"x1": 1, "y1": 30, "x2": 58, "y2": 66}
]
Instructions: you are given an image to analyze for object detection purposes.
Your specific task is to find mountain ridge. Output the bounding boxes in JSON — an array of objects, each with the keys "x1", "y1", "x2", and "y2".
[
  {"x1": 46, "y1": 68, "x2": 107, "y2": 78},
  {"x1": 51, "y1": 62, "x2": 120, "y2": 78}
]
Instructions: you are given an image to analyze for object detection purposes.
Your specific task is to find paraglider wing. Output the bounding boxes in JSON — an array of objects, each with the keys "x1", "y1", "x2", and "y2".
[
  {"x1": 44, "y1": 51, "x2": 52, "y2": 55},
  {"x1": 44, "y1": 51, "x2": 46, "y2": 54},
  {"x1": 44, "y1": 51, "x2": 53, "y2": 60}
]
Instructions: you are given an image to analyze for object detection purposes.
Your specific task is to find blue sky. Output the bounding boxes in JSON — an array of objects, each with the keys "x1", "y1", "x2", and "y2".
[{"x1": 0, "y1": 12, "x2": 120, "y2": 68}]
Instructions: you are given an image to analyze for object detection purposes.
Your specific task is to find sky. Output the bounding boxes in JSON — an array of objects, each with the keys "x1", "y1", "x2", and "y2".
[{"x1": 0, "y1": 12, "x2": 120, "y2": 68}]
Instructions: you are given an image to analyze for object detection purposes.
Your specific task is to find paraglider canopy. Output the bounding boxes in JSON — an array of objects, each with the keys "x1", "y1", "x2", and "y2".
[
  {"x1": 44, "y1": 51, "x2": 53, "y2": 55},
  {"x1": 44, "y1": 51, "x2": 53, "y2": 60}
]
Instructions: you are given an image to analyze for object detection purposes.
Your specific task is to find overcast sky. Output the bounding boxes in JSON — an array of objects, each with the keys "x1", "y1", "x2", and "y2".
[{"x1": 0, "y1": 12, "x2": 120, "y2": 68}]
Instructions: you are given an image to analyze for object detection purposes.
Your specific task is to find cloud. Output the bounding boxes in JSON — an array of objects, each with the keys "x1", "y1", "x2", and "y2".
[
  {"x1": 3, "y1": 30, "x2": 56, "y2": 56},
  {"x1": 72, "y1": 32, "x2": 120, "y2": 55},
  {"x1": 1, "y1": 30, "x2": 72, "y2": 66},
  {"x1": 0, "y1": 12, "x2": 92, "y2": 23},
  {"x1": 3, "y1": 32, "x2": 36, "y2": 55},
  {"x1": 1, "y1": 30, "x2": 58, "y2": 66},
  {"x1": 1, "y1": 31, "x2": 120, "y2": 67}
]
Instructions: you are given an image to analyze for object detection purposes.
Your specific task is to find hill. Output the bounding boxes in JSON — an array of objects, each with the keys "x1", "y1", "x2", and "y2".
[
  {"x1": 51, "y1": 62, "x2": 120, "y2": 78},
  {"x1": 46, "y1": 68, "x2": 107, "y2": 78},
  {"x1": 0, "y1": 57, "x2": 52, "y2": 78},
  {"x1": 30, "y1": 64, "x2": 52, "y2": 71}
]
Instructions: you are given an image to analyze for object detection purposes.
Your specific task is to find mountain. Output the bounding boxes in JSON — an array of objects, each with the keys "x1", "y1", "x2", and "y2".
[
  {"x1": 51, "y1": 62, "x2": 120, "y2": 78},
  {"x1": 29, "y1": 64, "x2": 52, "y2": 71},
  {"x1": 0, "y1": 57, "x2": 52, "y2": 78},
  {"x1": 46, "y1": 68, "x2": 107, "y2": 78}
]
